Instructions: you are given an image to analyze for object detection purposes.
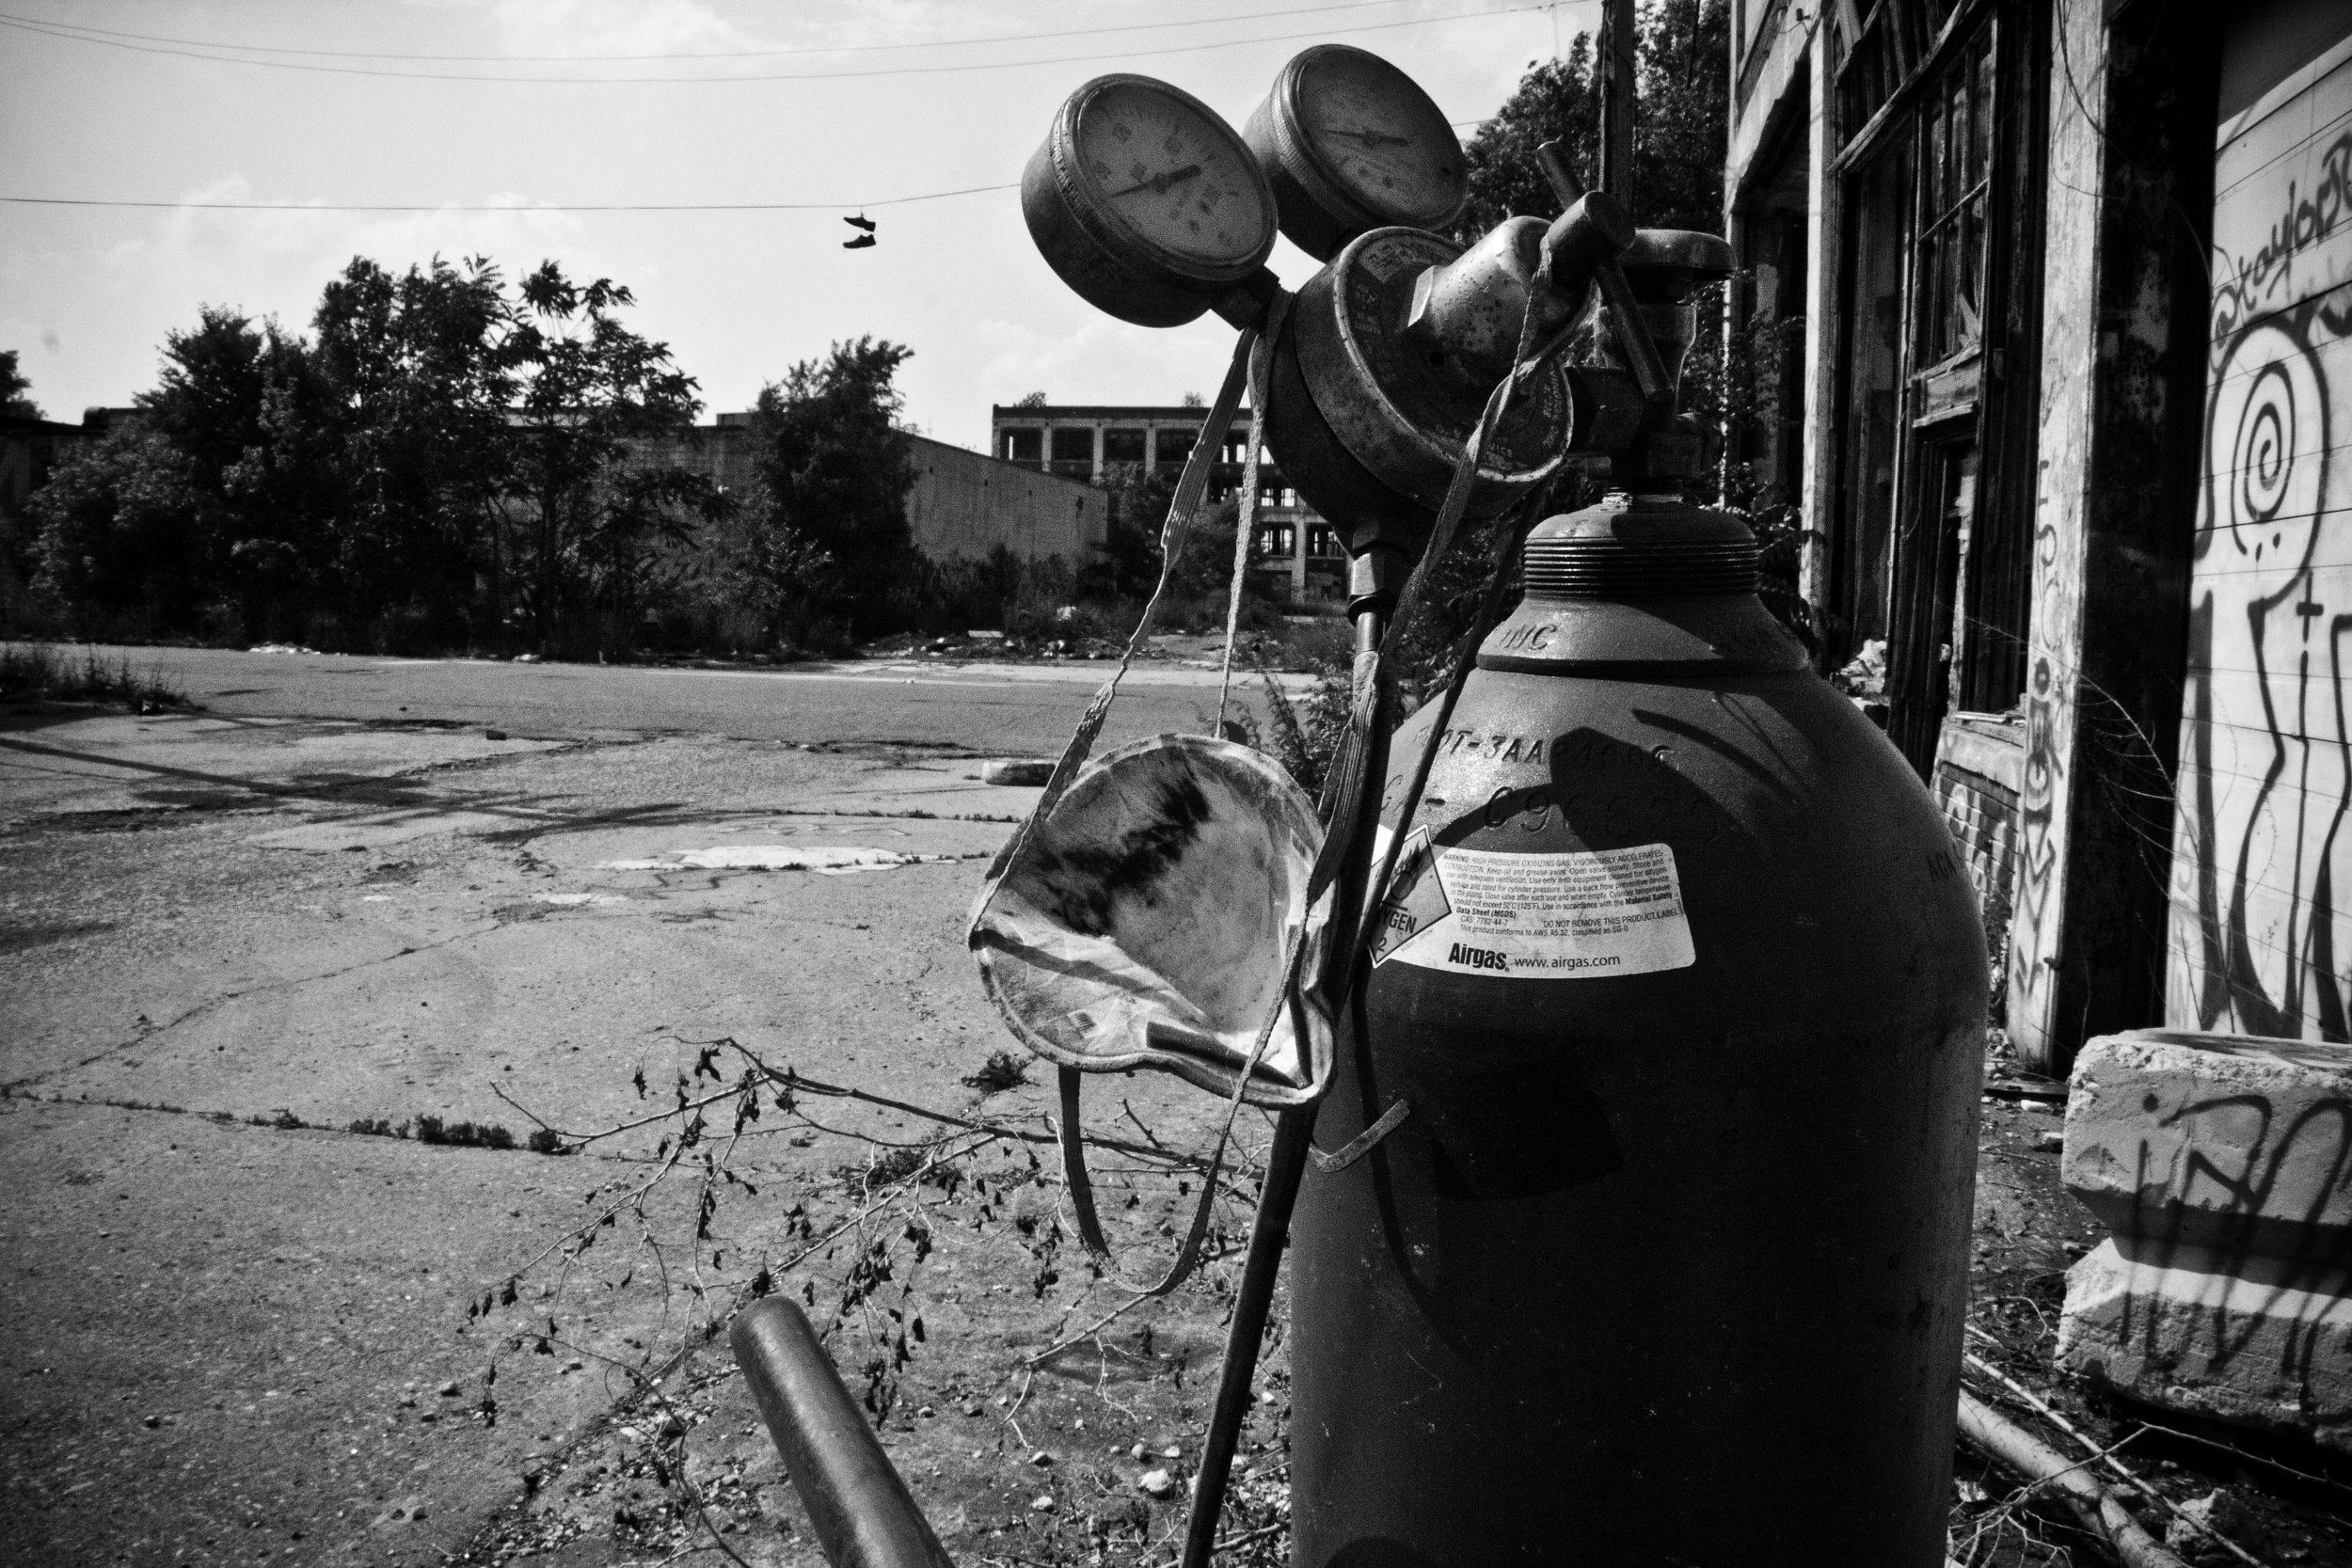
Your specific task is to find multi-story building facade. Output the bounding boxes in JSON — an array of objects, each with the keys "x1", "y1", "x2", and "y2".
[
  {"x1": 1724, "y1": 0, "x2": 2352, "y2": 1066},
  {"x1": 990, "y1": 403, "x2": 1344, "y2": 604}
]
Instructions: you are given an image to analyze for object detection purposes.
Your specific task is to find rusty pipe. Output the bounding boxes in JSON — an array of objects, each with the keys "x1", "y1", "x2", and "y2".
[{"x1": 730, "y1": 1298, "x2": 956, "y2": 1568}]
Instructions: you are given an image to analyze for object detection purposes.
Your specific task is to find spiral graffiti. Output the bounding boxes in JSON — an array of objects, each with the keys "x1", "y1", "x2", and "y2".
[{"x1": 2205, "y1": 320, "x2": 2327, "y2": 576}]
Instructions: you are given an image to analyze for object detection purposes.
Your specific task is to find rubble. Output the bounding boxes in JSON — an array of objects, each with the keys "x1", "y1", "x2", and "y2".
[{"x1": 2057, "y1": 1029, "x2": 2352, "y2": 1454}]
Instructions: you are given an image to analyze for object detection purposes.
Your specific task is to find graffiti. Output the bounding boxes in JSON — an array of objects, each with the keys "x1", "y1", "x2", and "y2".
[
  {"x1": 2115, "y1": 1084, "x2": 2352, "y2": 1386},
  {"x1": 2175, "y1": 270, "x2": 2352, "y2": 1041},
  {"x1": 2210, "y1": 132, "x2": 2352, "y2": 344},
  {"x1": 2011, "y1": 466, "x2": 2073, "y2": 1031}
]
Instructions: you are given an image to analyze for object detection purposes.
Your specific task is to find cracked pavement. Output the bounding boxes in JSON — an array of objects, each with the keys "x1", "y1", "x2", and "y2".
[{"x1": 0, "y1": 667, "x2": 1274, "y2": 1566}]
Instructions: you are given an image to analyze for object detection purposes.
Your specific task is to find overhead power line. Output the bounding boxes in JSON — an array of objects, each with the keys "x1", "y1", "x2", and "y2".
[
  {"x1": 0, "y1": 120, "x2": 1502, "y2": 218},
  {"x1": 1, "y1": 185, "x2": 1021, "y2": 214},
  {"x1": 0, "y1": 3, "x2": 1552, "y2": 85},
  {"x1": 0, "y1": 0, "x2": 1432, "y2": 63}
]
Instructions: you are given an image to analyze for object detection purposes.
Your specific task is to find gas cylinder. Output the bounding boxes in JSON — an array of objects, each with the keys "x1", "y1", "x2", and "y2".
[{"x1": 1289, "y1": 499, "x2": 1987, "y2": 1564}]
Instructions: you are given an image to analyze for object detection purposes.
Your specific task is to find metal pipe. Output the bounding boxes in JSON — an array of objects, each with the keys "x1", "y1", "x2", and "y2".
[{"x1": 730, "y1": 1299, "x2": 957, "y2": 1568}]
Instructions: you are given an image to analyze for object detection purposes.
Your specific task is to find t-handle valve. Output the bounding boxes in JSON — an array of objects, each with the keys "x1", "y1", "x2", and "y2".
[{"x1": 1534, "y1": 140, "x2": 1675, "y2": 412}]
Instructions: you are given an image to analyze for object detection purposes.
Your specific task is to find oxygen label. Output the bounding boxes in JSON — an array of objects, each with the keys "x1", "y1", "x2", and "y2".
[
  {"x1": 1367, "y1": 827, "x2": 1450, "y2": 966},
  {"x1": 1376, "y1": 841, "x2": 1695, "y2": 978}
]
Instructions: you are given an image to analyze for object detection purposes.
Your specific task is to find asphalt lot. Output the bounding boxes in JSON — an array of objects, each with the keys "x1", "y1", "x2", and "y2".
[
  {"x1": 33, "y1": 643, "x2": 1300, "y2": 753},
  {"x1": 0, "y1": 657, "x2": 1283, "y2": 1566}
]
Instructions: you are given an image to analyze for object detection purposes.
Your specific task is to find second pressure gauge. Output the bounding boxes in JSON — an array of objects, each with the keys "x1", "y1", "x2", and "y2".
[
  {"x1": 1245, "y1": 44, "x2": 1469, "y2": 261},
  {"x1": 1024, "y1": 74, "x2": 1279, "y2": 328}
]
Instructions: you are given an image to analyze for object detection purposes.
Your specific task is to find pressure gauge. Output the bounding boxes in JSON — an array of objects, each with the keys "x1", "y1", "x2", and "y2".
[
  {"x1": 1024, "y1": 74, "x2": 1279, "y2": 328},
  {"x1": 1245, "y1": 45, "x2": 1469, "y2": 261}
]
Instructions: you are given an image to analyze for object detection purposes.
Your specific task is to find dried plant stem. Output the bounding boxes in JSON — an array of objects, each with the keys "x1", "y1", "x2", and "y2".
[
  {"x1": 1023, "y1": 1291, "x2": 1160, "y2": 1367},
  {"x1": 720, "y1": 1037, "x2": 1221, "y2": 1173}
]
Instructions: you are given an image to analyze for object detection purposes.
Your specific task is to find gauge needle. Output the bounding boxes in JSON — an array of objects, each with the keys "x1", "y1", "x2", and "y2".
[
  {"x1": 1319, "y1": 126, "x2": 1414, "y2": 148},
  {"x1": 1107, "y1": 163, "x2": 1202, "y2": 198}
]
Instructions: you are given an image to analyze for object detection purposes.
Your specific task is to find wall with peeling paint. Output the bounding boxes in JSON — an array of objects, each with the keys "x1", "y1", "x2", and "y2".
[{"x1": 2005, "y1": 0, "x2": 2104, "y2": 1062}]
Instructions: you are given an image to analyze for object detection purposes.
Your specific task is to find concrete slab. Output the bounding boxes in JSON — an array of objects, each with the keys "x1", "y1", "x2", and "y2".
[
  {"x1": 0, "y1": 706, "x2": 1269, "y2": 1563},
  {"x1": 2056, "y1": 1028, "x2": 2352, "y2": 1452}
]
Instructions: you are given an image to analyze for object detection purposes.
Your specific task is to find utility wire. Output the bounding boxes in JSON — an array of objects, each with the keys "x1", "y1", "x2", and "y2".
[
  {"x1": 0, "y1": 0, "x2": 1425, "y2": 62},
  {"x1": 0, "y1": 186, "x2": 1021, "y2": 213},
  {"x1": 0, "y1": 3, "x2": 1549, "y2": 85},
  {"x1": 2, "y1": 119, "x2": 1502, "y2": 216}
]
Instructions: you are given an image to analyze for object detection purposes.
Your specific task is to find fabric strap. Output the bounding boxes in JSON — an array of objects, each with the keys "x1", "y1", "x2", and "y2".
[{"x1": 997, "y1": 272, "x2": 1557, "y2": 1296}]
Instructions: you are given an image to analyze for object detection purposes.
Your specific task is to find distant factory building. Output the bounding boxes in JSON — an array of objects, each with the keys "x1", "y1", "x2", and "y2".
[
  {"x1": 991, "y1": 403, "x2": 1343, "y2": 603},
  {"x1": 629, "y1": 412, "x2": 1104, "y2": 567}
]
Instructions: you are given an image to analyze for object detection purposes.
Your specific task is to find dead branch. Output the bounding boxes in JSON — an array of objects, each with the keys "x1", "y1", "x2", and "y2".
[
  {"x1": 1963, "y1": 1350, "x2": 2266, "y2": 1568},
  {"x1": 1956, "y1": 1390, "x2": 2188, "y2": 1568}
]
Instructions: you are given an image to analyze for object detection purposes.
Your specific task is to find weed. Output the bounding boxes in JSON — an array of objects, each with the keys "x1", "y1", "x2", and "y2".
[
  {"x1": 346, "y1": 1117, "x2": 410, "y2": 1139},
  {"x1": 0, "y1": 642, "x2": 193, "y2": 710},
  {"x1": 959, "y1": 1049, "x2": 1029, "y2": 1095},
  {"x1": 413, "y1": 1115, "x2": 516, "y2": 1150},
  {"x1": 855, "y1": 1146, "x2": 930, "y2": 1188},
  {"x1": 247, "y1": 1109, "x2": 307, "y2": 1131},
  {"x1": 525, "y1": 1127, "x2": 570, "y2": 1156},
  {"x1": 1253, "y1": 652, "x2": 1353, "y2": 800}
]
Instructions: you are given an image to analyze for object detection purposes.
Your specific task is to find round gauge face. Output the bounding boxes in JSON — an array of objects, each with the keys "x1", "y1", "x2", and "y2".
[
  {"x1": 1292, "y1": 47, "x2": 1465, "y2": 230},
  {"x1": 1073, "y1": 78, "x2": 1274, "y2": 273}
]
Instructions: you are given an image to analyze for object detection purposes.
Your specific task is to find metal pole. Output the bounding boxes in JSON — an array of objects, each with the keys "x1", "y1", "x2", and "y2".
[
  {"x1": 1180, "y1": 1106, "x2": 1317, "y2": 1568},
  {"x1": 731, "y1": 1299, "x2": 957, "y2": 1568},
  {"x1": 1181, "y1": 597, "x2": 1390, "y2": 1568},
  {"x1": 1597, "y1": 0, "x2": 1636, "y2": 207}
]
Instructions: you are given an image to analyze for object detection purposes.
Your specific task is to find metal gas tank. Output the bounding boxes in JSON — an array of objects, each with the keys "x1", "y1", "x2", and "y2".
[{"x1": 1289, "y1": 498, "x2": 1985, "y2": 1566}]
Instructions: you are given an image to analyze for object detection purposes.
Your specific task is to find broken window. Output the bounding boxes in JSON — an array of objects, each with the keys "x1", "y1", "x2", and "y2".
[
  {"x1": 1153, "y1": 427, "x2": 1198, "y2": 475},
  {"x1": 1049, "y1": 427, "x2": 1094, "y2": 479},
  {"x1": 1828, "y1": 1, "x2": 2042, "y2": 775}
]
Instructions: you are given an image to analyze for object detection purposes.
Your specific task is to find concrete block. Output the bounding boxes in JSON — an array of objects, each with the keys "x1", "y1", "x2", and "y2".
[{"x1": 2055, "y1": 1028, "x2": 2352, "y2": 1452}]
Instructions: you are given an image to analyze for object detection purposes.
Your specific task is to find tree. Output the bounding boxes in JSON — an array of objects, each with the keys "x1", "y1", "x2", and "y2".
[
  {"x1": 310, "y1": 255, "x2": 516, "y2": 643},
  {"x1": 1458, "y1": 3, "x2": 1724, "y2": 231},
  {"x1": 747, "y1": 337, "x2": 916, "y2": 643},
  {"x1": 138, "y1": 305, "x2": 338, "y2": 638},
  {"x1": 30, "y1": 426, "x2": 207, "y2": 630},
  {"x1": 499, "y1": 261, "x2": 723, "y2": 652},
  {"x1": 1, "y1": 350, "x2": 40, "y2": 419},
  {"x1": 1455, "y1": 37, "x2": 1599, "y2": 239}
]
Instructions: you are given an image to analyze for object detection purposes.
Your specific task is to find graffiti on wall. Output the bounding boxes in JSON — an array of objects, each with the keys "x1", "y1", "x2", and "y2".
[{"x1": 2171, "y1": 124, "x2": 2352, "y2": 1043}]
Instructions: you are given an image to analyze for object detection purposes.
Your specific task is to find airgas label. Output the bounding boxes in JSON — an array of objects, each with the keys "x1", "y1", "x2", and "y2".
[{"x1": 1373, "y1": 838, "x2": 1696, "y2": 979}]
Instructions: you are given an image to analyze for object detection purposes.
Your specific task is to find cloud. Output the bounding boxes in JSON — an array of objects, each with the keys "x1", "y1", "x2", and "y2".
[
  {"x1": 96, "y1": 175, "x2": 599, "y2": 296},
  {"x1": 972, "y1": 313, "x2": 1233, "y2": 406}
]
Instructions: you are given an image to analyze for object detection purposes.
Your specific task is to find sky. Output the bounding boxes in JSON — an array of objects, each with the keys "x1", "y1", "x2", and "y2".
[{"x1": 0, "y1": 0, "x2": 1599, "y2": 453}]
